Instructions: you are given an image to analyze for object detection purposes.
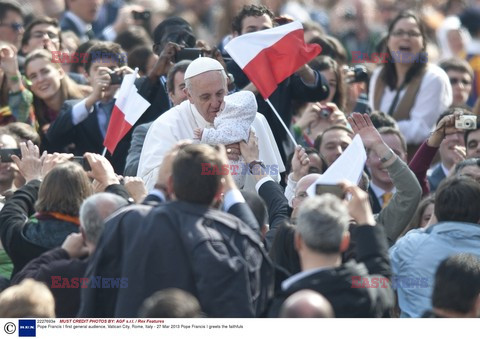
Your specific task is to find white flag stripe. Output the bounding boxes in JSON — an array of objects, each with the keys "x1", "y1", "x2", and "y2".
[
  {"x1": 224, "y1": 21, "x2": 303, "y2": 69},
  {"x1": 114, "y1": 71, "x2": 137, "y2": 107},
  {"x1": 123, "y1": 89, "x2": 150, "y2": 125},
  {"x1": 114, "y1": 69, "x2": 149, "y2": 125}
]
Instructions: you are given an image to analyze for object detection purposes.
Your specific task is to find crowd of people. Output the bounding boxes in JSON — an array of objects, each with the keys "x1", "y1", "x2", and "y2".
[{"x1": 0, "y1": 0, "x2": 480, "y2": 319}]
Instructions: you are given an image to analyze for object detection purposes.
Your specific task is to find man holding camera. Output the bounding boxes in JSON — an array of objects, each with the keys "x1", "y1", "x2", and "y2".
[{"x1": 46, "y1": 42, "x2": 134, "y2": 174}]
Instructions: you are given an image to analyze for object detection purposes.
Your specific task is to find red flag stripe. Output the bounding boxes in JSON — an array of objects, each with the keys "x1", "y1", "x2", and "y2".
[
  {"x1": 103, "y1": 105, "x2": 133, "y2": 154},
  {"x1": 241, "y1": 28, "x2": 321, "y2": 99}
]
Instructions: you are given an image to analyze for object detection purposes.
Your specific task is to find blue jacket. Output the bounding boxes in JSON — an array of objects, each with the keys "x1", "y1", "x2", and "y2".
[{"x1": 390, "y1": 221, "x2": 480, "y2": 317}]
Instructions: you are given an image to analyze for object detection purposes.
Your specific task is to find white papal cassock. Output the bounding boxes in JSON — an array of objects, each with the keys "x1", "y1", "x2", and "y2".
[{"x1": 137, "y1": 97, "x2": 285, "y2": 191}]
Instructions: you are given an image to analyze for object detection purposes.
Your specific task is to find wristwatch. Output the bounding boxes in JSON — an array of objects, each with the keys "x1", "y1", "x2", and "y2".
[
  {"x1": 380, "y1": 148, "x2": 395, "y2": 163},
  {"x1": 249, "y1": 160, "x2": 266, "y2": 174}
]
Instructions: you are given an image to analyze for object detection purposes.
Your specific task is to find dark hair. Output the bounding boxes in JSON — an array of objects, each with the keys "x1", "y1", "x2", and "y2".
[
  {"x1": 127, "y1": 45, "x2": 154, "y2": 76},
  {"x1": 434, "y1": 176, "x2": 480, "y2": 223},
  {"x1": 172, "y1": 144, "x2": 223, "y2": 205},
  {"x1": 138, "y1": 288, "x2": 202, "y2": 318},
  {"x1": 314, "y1": 125, "x2": 353, "y2": 152},
  {"x1": 114, "y1": 26, "x2": 152, "y2": 54},
  {"x1": 437, "y1": 106, "x2": 472, "y2": 125},
  {"x1": 464, "y1": 121, "x2": 480, "y2": 147},
  {"x1": 309, "y1": 55, "x2": 346, "y2": 111},
  {"x1": 269, "y1": 222, "x2": 301, "y2": 275},
  {"x1": 401, "y1": 194, "x2": 435, "y2": 237},
  {"x1": 166, "y1": 60, "x2": 191, "y2": 93},
  {"x1": 21, "y1": 16, "x2": 60, "y2": 50},
  {"x1": 308, "y1": 35, "x2": 348, "y2": 65},
  {"x1": 152, "y1": 17, "x2": 195, "y2": 52},
  {"x1": 285, "y1": 147, "x2": 327, "y2": 177},
  {"x1": 70, "y1": 40, "x2": 96, "y2": 73},
  {"x1": 231, "y1": 4, "x2": 275, "y2": 35},
  {"x1": 5, "y1": 122, "x2": 41, "y2": 146},
  {"x1": 369, "y1": 111, "x2": 398, "y2": 129},
  {"x1": 85, "y1": 41, "x2": 126, "y2": 73},
  {"x1": 0, "y1": 0, "x2": 22, "y2": 22},
  {"x1": 383, "y1": 11, "x2": 428, "y2": 90},
  {"x1": 459, "y1": 7, "x2": 480, "y2": 37},
  {"x1": 432, "y1": 253, "x2": 480, "y2": 314},
  {"x1": 439, "y1": 57, "x2": 474, "y2": 79},
  {"x1": 35, "y1": 162, "x2": 93, "y2": 216}
]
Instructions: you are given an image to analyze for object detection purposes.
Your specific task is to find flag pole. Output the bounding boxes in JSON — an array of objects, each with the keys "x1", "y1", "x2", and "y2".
[
  {"x1": 265, "y1": 98, "x2": 297, "y2": 146},
  {"x1": 101, "y1": 147, "x2": 107, "y2": 157}
]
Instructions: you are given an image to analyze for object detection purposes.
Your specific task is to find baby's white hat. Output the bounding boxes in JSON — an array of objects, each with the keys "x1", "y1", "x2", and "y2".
[{"x1": 223, "y1": 91, "x2": 258, "y2": 114}]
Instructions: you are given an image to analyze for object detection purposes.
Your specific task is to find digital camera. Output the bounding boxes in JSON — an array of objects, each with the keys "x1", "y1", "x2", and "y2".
[
  {"x1": 455, "y1": 115, "x2": 477, "y2": 130},
  {"x1": 319, "y1": 106, "x2": 333, "y2": 118}
]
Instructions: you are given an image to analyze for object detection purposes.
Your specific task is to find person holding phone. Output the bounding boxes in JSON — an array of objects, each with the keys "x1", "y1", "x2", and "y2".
[{"x1": 46, "y1": 42, "x2": 134, "y2": 174}]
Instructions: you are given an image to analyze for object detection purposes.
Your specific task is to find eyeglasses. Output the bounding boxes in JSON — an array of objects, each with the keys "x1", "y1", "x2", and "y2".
[
  {"x1": 450, "y1": 77, "x2": 471, "y2": 86},
  {"x1": 390, "y1": 30, "x2": 422, "y2": 38},
  {"x1": 0, "y1": 22, "x2": 24, "y2": 32},
  {"x1": 31, "y1": 31, "x2": 59, "y2": 40}
]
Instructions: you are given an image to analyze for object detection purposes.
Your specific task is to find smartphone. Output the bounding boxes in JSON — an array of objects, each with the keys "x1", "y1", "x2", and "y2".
[
  {"x1": 71, "y1": 156, "x2": 91, "y2": 171},
  {"x1": 315, "y1": 184, "x2": 346, "y2": 199},
  {"x1": 175, "y1": 48, "x2": 203, "y2": 62},
  {"x1": 109, "y1": 72, "x2": 124, "y2": 85},
  {"x1": 132, "y1": 10, "x2": 151, "y2": 21},
  {"x1": 0, "y1": 148, "x2": 21, "y2": 163}
]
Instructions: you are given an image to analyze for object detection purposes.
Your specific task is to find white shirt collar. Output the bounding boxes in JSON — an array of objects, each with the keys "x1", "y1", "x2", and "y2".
[
  {"x1": 65, "y1": 11, "x2": 90, "y2": 35},
  {"x1": 281, "y1": 266, "x2": 332, "y2": 291},
  {"x1": 441, "y1": 163, "x2": 450, "y2": 176}
]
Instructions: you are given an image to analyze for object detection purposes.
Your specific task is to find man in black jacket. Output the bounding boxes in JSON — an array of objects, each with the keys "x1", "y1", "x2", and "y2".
[
  {"x1": 78, "y1": 144, "x2": 274, "y2": 317},
  {"x1": 268, "y1": 183, "x2": 394, "y2": 317}
]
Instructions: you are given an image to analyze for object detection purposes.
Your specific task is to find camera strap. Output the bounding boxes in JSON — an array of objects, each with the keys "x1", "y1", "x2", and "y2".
[
  {"x1": 373, "y1": 66, "x2": 427, "y2": 122},
  {"x1": 386, "y1": 82, "x2": 406, "y2": 117}
]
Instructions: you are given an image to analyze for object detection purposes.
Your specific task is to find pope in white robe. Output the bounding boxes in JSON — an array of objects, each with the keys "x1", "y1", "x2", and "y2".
[{"x1": 137, "y1": 57, "x2": 285, "y2": 191}]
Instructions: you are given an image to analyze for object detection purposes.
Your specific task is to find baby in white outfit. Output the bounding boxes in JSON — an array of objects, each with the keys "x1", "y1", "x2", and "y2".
[{"x1": 193, "y1": 90, "x2": 257, "y2": 188}]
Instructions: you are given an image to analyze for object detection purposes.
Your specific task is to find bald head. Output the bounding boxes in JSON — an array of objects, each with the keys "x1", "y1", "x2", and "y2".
[
  {"x1": 292, "y1": 174, "x2": 321, "y2": 217},
  {"x1": 279, "y1": 290, "x2": 334, "y2": 318}
]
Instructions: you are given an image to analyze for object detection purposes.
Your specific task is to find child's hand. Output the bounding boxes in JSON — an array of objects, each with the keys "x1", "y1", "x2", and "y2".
[{"x1": 193, "y1": 128, "x2": 203, "y2": 140}]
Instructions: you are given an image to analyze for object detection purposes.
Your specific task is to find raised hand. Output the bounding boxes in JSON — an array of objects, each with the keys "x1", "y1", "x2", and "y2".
[
  {"x1": 347, "y1": 113, "x2": 383, "y2": 150},
  {"x1": 11, "y1": 141, "x2": 45, "y2": 182},
  {"x1": 291, "y1": 145, "x2": 310, "y2": 182}
]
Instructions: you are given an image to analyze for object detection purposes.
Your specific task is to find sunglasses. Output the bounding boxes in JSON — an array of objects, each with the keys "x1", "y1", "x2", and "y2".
[
  {"x1": 0, "y1": 22, "x2": 23, "y2": 32},
  {"x1": 450, "y1": 78, "x2": 471, "y2": 86}
]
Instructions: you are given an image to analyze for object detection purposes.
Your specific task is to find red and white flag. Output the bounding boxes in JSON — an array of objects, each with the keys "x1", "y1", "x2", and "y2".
[
  {"x1": 225, "y1": 21, "x2": 321, "y2": 99},
  {"x1": 103, "y1": 68, "x2": 150, "y2": 154}
]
